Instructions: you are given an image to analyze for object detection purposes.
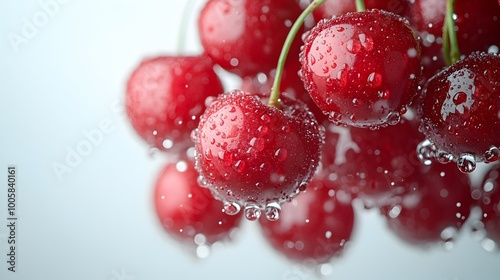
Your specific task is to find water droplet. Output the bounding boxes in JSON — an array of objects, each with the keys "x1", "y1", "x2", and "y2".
[
  {"x1": 195, "y1": 244, "x2": 211, "y2": 259},
  {"x1": 223, "y1": 202, "x2": 241, "y2": 215},
  {"x1": 452, "y1": 92, "x2": 467, "y2": 105},
  {"x1": 265, "y1": 202, "x2": 281, "y2": 221},
  {"x1": 417, "y1": 139, "x2": 436, "y2": 165},
  {"x1": 281, "y1": 125, "x2": 291, "y2": 133},
  {"x1": 359, "y1": 33, "x2": 374, "y2": 51},
  {"x1": 244, "y1": 205, "x2": 261, "y2": 221},
  {"x1": 162, "y1": 139, "x2": 174, "y2": 149},
  {"x1": 261, "y1": 114, "x2": 271, "y2": 123},
  {"x1": 352, "y1": 98, "x2": 360, "y2": 107},
  {"x1": 328, "y1": 111, "x2": 342, "y2": 122},
  {"x1": 310, "y1": 55, "x2": 316, "y2": 65},
  {"x1": 367, "y1": 72, "x2": 382, "y2": 88},
  {"x1": 436, "y1": 150, "x2": 454, "y2": 164},
  {"x1": 485, "y1": 146, "x2": 500, "y2": 163},
  {"x1": 346, "y1": 39, "x2": 361, "y2": 54},
  {"x1": 209, "y1": 123, "x2": 217, "y2": 130},
  {"x1": 233, "y1": 160, "x2": 245, "y2": 173},
  {"x1": 298, "y1": 182, "x2": 308, "y2": 192},
  {"x1": 386, "y1": 112, "x2": 400, "y2": 125},
  {"x1": 457, "y1": 153, "x2": 476, "y2": 173},
  {"x1": 218, "y1": 151, "x2": 233, "y2": 166},
  {"x1": 274, "y1": 148, "x2": 288, "y2": 162}
]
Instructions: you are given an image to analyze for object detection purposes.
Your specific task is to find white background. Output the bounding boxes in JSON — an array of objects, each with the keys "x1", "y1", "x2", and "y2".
[{"x1": 1, "y1": 0, "x2": 500, "y2": 279}]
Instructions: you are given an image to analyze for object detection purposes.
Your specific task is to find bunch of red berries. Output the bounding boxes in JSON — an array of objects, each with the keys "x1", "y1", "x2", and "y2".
[{"x1": 125, "y1": 0, "x2": 500, "y2": 266}]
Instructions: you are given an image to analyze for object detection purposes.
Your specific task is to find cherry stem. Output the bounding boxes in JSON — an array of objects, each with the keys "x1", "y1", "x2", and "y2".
[
  {"x1": 355, "y1": 0, "x2": 366, "y2": 12},
  {"x1": 177, "y1": 0, "x2": 196, "y2": 53},
  {"x1": 268, "y1": 0, "x2": 326, "y2": 109},
  {"x1": 442, "y1": 0, "x2": 461, "y2": 65}
]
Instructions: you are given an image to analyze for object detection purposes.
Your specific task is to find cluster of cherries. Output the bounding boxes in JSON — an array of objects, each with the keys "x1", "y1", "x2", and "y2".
[{"x1": 125, "y1": 0, "x2": 500, "y2": 267}]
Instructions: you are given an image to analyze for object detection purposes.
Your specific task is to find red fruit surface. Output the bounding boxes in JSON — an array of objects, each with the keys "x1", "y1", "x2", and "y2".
[
  {"x1": 478, "y1": 165, "x2": 500, "y2": 245},
  {"x1": 126, "y1": 55, "x2": 223, "y2": 154},
  {"x1": 259, "y1": 180, "x2": 354, "y2": 264},
  {"x1": 419, "y1": 52, "x2": 500, "y2": 170},
  {"x1": 300, "y1": 9, "x2": 421, "y2": 128},
  {"x1": 154, "y1": 159, "x2": 242, "y2": 246},
  {"x1": 198, "y1": 0, "x2": 303, "y2": 78},
  {"x1": 380, "y1": 163, "x2": 472, "y2": 245},
  {"x1": 408, "y1": 0, "x2": 500, "y2": 82},
  {"x1": 193, "y1": 90, "x2": 323, "y2": 220},
  {"x1": 321, "y1": 119, "x2": 424, "y2": 207},
  {"x1": 312, "y1": 0, "x2": 409, "y2": 22}
]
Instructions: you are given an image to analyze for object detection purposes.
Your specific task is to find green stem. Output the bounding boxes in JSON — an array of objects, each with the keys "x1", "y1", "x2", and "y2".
[
  {"x1": 355, "y1": 0, "x2": 366, "y2": 12},
  {"x1": 443, "y1": 0, "x2": 461, "y2": 65},
  {"x1": 268, "y1": 0, "x2": 326, "y2": 108}
]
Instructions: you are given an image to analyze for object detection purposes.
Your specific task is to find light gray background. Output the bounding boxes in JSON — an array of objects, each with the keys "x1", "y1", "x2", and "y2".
[{"x1": 1, "y1": 0, "x2": 500, "y2": 279}]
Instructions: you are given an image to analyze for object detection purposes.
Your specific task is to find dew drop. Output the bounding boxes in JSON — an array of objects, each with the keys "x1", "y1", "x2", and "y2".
[
  {"x1": 485, "y1": 146, "x2": 500, "y2": 163},
  {"x1": 452, "y1": 92, "x2": 467, "y2": 105},
  {"x1": 367, "y1": 72, "x2": 382, "y2": 88},
  {"x1": 436, "y1": 150, "x2": 454, "y2": 164},
  {"x1": 223, "y1": 202, "x2": 241, "y2": 215},
  {"x1": 244, "y1": 205, "x2": 261, "y2": 221},
  {"x1": 457, "y1": 153, "x2": 476, "y2": 173},
  {"x1": 218, "y1": 151, "x2": 233, "y2": 166},
  {"x1": 298, "y1": 182, "x2": 308, "y2": 192},
  {"x1": 265, "y1": 202, "x2": 281, "y2": 221},
  {"x1": 274, "y1": 148, "x2": 288, "y2": 162},
  {"x1": 417, "y1": 139, "x2": 436, "y2": 165},
  {"x1": 261, "y1": 114, "x2": 271, "y2": 123},
  {"x1": 386, "y1": 112, "x2": 400, "y2": 125},
  {"x1": 346, "y1": 39, "x2": 361, "y2": 54},
  {"x1": 310, "y1": 55, "x2": 316, "y2": 65},
  {"x1": 233, "y1": 160, "x2": 245, "y2": 173},
  {"x1": 359, "y1": 33, "x2": 374, "y2": 51}
]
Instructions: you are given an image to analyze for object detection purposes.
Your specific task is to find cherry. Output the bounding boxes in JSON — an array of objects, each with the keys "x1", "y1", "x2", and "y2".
[
  {"x1": 300, "y1": 9, "x2": 422, "y2": 128},
  {"x1": 476, "y1": 165, "x2": 500, "y2": 246},
  {"x1": 126, "y1": 55, "x2": 224, "y2": 154},
  {"x1": 193, "y1": 90, "x2": 324, "y2": 221},
  {"x1": 418, "y1": 52, "x2": 500, "y2": 173},
  {"x1": 408, "y1": 0, "x2": 500, "y2": 83},
  {"x1": 259, "y1": 179, "x2": 354, "y2": 264},
  {"x1": 198, "y1": 0, "x2": 304, "y2": 78},
  {"x1": 379, "y1": 162, "x2": 472, "y2": 245},
  {"x1": 321, "y1": 119, "x2": 424, "y2": 207},
  {"x1": 153, "y1": 159, "x2": 242, "y2": 249},
  {"x1": 311, "y1": 0, "x2": 409, "y2": 22}
]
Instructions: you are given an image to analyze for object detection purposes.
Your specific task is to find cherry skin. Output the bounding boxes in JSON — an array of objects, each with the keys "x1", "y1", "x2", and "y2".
[
  {"x1": 477, "y1": 165, "x2": 500, "y2": 246},
  {"x1": 193, "y1": 90, "x2": 324, "y2": 221},
  {"x1": 408, "y1": 0, "x2": 500, "y2": 83},
  {"x1": 379, "y1": 162, "x2": 472, "y2": 245},
  {"x1": 198, "y1": 0, "x2": 303, "y2": 78},
  {"x1": 153, "y1": 159, "x2": 242, "y2": 247},
  {"x1": 300, "y1": 9, "x2": 422, "y2": 128},
  {"x1": 311, "y1": 0, "x2": 409, "y2": 22},
  {"x1": 321, "y1": 119, "x2": 424, "y2": 207},
  {"x1": 418, "y1": 52, "x2": 500, "y2": 173},
  {"x1": 259, "y1": 179, "x2": 355, "y2": 264},
  {"x1": 126, "y1": 55, "x2": 223, "y2": 154}
]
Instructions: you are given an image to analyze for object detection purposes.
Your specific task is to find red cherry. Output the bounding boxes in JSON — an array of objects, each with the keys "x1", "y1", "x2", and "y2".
[
  {"x1": 380, "y1": 163, "x2": 472, "y2": 245},
  {"x1": 259, "y1": 180, "x2": 354, "y2": 264},
  {"x1": 300, "y1": 9, "x2": 422, "y2": 128},
  {"x1": 312, "y1": 0, "x2": 409, "y2": 22},
  {"x1": 198, "y1": 0, "x2": 303, "y2": 78},
  {"x1": 193, "y1": 90, "x2": 324, "y2": 221},
  {"x1": 321, "y1": 119, "x2": 424, "y2": 207},
  {"x1": 154, "y1": 159, "x2": 242, "y2": 248},
  {"x1": 408, "y1": 0, "x2": 500, "y2": 83},
  {"x1": 476, "y1": 165, "x2": 500, "y2": 247},
  {"x1": 418, "y1": 52, "x2": 500, "y2": 173},
  {"x1": 126, "y1": 55, "x2": 223, "y2": 154}
]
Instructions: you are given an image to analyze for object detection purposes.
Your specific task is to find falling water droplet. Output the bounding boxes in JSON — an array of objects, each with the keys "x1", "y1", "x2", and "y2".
[
  {"x1": 223, "y1": 202, "x2": 241, "y2": 215},
  {"x1": 457, "y1": 153, "x2": 476, "y2": 173},
  {"x1": 244, "y1": 205, "x2": 261, "y2": 221},
  {"x1": 265, "y1": 202, "x2": 281, "y2": 221}
]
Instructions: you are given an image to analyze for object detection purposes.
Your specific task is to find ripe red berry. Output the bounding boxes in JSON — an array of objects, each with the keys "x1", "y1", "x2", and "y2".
[
  {"x1": 321, "y1": 119, "x2": 424, "y2": 207},
  {"x1": 300, "y1": 9, "x2": 421, "y2": 128},
  {"x1": 126, "y1": 55, "x2": 223, "y2": 154},
  {"x1": 418, "y1": 52, "x2": 500, "y2": 173},
  {"x1": 408, "y1": 0, "x2": 500, "y2": 82},
  {"x1": 198, "y1": 0, "x2": 303, "y2": 78},
  {"x1": 193, "y1": 90, "x2": 324, "y2": 221},
  {"x1": 476, "y1": 165, "x2": 500, "y2": 247},
  {"x1": 259, "y1": 180, "x2": 354, "y2": 264},
  {"x1": 312, "y1": 0, "x2": 409, "y2": 22},
  {"x1": 154, "y1": 159, "x2": 242, "y2": 249},
  {"x1": 380, "y1": 163, "x2": 472, "y2": 245}
]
